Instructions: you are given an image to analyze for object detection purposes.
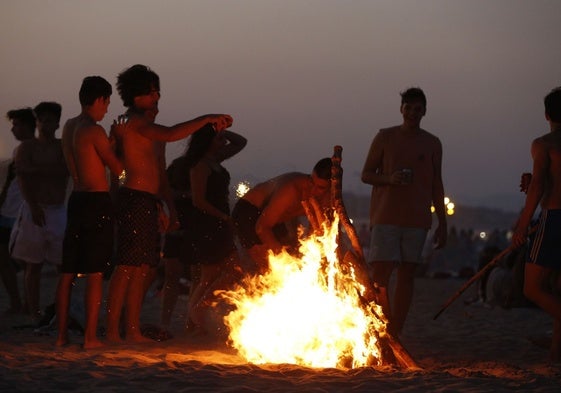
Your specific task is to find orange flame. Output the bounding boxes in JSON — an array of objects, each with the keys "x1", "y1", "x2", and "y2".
[{"x1": 221, "y1": 214, "x2": 388, "y2": 369}]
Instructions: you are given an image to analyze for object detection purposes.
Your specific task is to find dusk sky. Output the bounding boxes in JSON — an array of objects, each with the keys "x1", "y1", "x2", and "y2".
[{"x1": 2, "y1": 0, "x2": 560, "y2": 211}]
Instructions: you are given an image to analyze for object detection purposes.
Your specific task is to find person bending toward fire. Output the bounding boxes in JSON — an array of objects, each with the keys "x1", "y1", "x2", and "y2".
[{"x1": 231, "y1": 158, "x2": 332, "y2": 273}]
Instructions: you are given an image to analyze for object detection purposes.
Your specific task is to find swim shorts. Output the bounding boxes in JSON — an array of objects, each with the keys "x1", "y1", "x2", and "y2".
[
  {"x1": 232, "y1": 198, "x2": 289, "y2": 249},
  {"x1": 115, "y1": 187, "x2": 161, "y2": 268},
  {"x1": 528, "y1": 209, "x2": 561, "y2": 270},
  {"x1": 9, "y1": 202, "x2": 66, "y2": 264},
  {"x1": 61, "y1": 192, "x2": 114, "y2": 274},
  {"x1": 367, "y1": 224, "x2": 428, "y2": 264}
]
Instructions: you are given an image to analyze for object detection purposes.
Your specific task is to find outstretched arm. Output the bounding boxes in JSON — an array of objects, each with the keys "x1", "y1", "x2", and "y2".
[{"x1": 136, "y1": 114, "x2": 233, "y2": 142}]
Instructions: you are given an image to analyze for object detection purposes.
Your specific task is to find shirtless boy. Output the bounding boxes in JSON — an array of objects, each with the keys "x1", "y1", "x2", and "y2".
[
  {"x1": 10, "y1": 101, "x2": 69, "y2": 324},
  {"x1": 106, "y1": 64, "x2": 232, "y2": 343},
  {"x1": 56, "y1": 76, "x2": 124, "y2": 348},
  {"x1": 232, "y1": 158, "x2": 332, "y2": 271},
  {"x1": 512, "y1": 86, "x2": 561, "y2": 362}
]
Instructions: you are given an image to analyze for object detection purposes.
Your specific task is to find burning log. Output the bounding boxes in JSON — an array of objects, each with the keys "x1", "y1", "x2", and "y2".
[{"x1": 328, "y1": 145, "x2": 420, "y2": 370}]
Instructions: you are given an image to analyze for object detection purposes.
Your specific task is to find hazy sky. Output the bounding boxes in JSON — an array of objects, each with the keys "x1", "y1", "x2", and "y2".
[{"x1": 2, "y1": 0, "x2": 560, "y2": 211}]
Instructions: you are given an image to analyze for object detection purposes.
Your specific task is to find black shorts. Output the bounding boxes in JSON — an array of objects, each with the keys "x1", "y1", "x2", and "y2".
[
  {"x1": 232, "y1": 198, "x2": 289, "y2": 249},
  {"x1": 61, "y1": 192, "x2": 114, "y2": 274},
  {"x1": 115, "y1": 187, "x2": 161, "y2": 268},
  {"x1": 162, "y1": 230, "x2": 195, "y2": 265}
]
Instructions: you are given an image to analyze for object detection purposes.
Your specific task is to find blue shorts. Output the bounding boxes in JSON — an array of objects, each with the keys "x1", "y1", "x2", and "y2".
[
  {"x1": 528, "y1": 209, "x2": 561, "y2": 270},
  {"x1": 367, "y1": 224, "x2": 428, "y2": 264}
]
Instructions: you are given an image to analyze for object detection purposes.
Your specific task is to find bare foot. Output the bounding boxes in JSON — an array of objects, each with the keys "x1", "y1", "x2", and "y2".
[
  {"x1": 83, "y1": 339, "x2": 105, "y2": 350},
  {"x1": 125, "y1": 334, "x2": 153, "y2": 344},
  {"x1": 105, "y1": 333, "x2": 125, "y2": 344},
  {"x1": 55, "y1": 336, "x2": 69, "y2": 347}
]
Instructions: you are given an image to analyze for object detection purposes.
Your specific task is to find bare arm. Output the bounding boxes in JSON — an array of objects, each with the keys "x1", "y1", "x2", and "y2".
[
  {"x1": 512, "y1": 138, "x2": 547, "y2": 247},
  {"x1": 14, "y1": 142, "x2": 43, "y2": 225},
  {"x1": 255, "y1": 184, "x2": 300, "y2": 253},
  {"x1": 361, "y1": 131, "x2": 404, "y2": 186},
  {"x1": 216, "y1": 130, "x2": 247, "y2": 162},
  {"x1": 135, "y1": 114, "x2": 233, "y2": 142},
  {"x1": 93, "y1": 125, "x2": 124, "y2": 177},
  {"x1": 431, "y1": 139, "x2": 447, "y2": 249}
]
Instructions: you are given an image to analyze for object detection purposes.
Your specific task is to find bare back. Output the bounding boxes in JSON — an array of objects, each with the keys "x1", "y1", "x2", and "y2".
[
  {"x1": 536, "y1": 132, "x2": 561, "y2": 209},
  {"x1": 16, "y1": 138, "x2": 69, "y2": 205},
  {"x1": 62, "y1": 115, "x2": 121, "y2": 192},
  {"x1": 243, "y1": 172, "x2": 312, "y2": 223}
]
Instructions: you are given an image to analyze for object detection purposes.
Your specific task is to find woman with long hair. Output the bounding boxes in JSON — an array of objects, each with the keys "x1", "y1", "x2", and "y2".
[{"x1": 179, "y1": 124, "x2": 246, "y2": 333}]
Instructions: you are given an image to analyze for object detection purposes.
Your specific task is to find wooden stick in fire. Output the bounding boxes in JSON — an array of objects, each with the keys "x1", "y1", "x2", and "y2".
[
  {"x1": 330, "y1": 145, "x2": 419, "y2": 370},
  {"x1": 330, "y1": 145, "x2": 365, "y2": 262},
  {"x1": 301, "y1": 199, "x2": 321, "y2": 235}
]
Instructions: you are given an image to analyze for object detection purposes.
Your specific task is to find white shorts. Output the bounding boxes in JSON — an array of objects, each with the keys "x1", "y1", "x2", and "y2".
[
  {"x1": 367, "y1": 224, "x2": 428, "y2": 264},
  {"x1": 9, "y1": 202, "x2": 67, "y2": 265}
]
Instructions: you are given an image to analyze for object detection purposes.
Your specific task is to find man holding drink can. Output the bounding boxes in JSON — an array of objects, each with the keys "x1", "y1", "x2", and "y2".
[{"x1": 361, "y1": 87, "x2": 447, "y2": 336}]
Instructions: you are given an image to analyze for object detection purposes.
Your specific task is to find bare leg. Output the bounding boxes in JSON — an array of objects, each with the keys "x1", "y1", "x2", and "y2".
[
  {"x1": 524, "y1": 263, "x2": 561, "y2": 320},
  {"x1": 83, "y1": 273, "x2": 104, "y2": 349},
  {"x1": 247, "y1": 245, "x2": 269, "y2": 274},
  {"x1": 392, "y1": 262, "x2": 417, "y2": 335},
  {"x1": 124, "y1": 264, "x2": 151, "y2": 343},
  {"x1": 370, "y1": 261, "x2": 394, "y2": 327},
  {"x1": 55, "y1": 273, "x2": 75, "y2": 346},
  {"x1": 524, "y1": 263, "x2": 561, "y2": 361},
  {"x1": 161, "y1": 257, "x2": 182, "y2": 328},
  {"x1": 0, "y1": 243, "x2": 22, "y2": 313},
  {"x1": 25, "y1": 262, "x2": 43, "y2": 323},
  {"x1": 189, "y1": 263, "x2": 222, "y2": 329},
  {"x1": 106, "y1": 265, "x2": 130, "y2": 343}
]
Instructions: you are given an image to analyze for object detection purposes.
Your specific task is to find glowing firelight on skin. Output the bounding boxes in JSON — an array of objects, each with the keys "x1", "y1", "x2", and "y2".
[
  {"x1": 220, "y1": 214, "x2": 388, "y2": 369},
  {"x1": 236, "y1": 181, "x2": 251, "y2": 198}
]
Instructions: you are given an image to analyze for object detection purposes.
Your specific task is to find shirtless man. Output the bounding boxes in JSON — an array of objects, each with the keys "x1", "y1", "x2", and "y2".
[
  {"x1": 10, "y1": 101, "x2": 69, "y2": 324},
  {"x1": 56, "y1": 76, "x2": 124, "y2": 348},
  {"x1": 105, "y1": 64, "x2": 232, "y2": 343},
  {"x1": 232, "y1": 158, "x2": 332, "y2": 271},
  {"x1": 512, "y1": 86, "x2": 561, "y2": 362},
  {"x1": 1, "y1": 108, "x2": 35, "y2": 314},
  {"x1": 361, "y1": 87, "x2": 447, "y2": 335}
]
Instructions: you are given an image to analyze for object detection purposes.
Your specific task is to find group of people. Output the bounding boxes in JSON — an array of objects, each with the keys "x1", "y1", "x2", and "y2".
[{"x1": 1, "y1": 70, "x2": 560, "y2": 362}]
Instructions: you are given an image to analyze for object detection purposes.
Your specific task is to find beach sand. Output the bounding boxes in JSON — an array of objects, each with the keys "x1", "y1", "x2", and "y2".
[{"x1": 0, "y1": 267, "x2": 559, "y2": 392}]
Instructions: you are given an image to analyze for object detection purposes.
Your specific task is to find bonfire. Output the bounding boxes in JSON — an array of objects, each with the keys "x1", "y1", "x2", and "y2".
[{"x1": 220, "y1": 147, "x2": 417, "y2": 370}]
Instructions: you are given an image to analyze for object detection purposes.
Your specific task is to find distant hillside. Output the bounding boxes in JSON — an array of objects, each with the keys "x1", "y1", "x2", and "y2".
[{"x1": 342, "y1": 192, "x2": 519, "y2": 233}]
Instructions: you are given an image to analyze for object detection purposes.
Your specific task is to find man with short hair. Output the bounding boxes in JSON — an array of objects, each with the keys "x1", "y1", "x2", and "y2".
[
  {"x1": 361, "y1": 87, "x2": 447, "y2": 335},
  {"x1": 232, "y1": 157, "x2": 332, "y2": 271},
  {"x1": 56, "y1": 76, "x2": 124, "y2": 348},
  {"x1": 105, "y1": 64, "x2": 233, "y2": 343},
  {"x1": 10, "y1": 101, "x2": 69, "y2": 324},
  {"x1": 512, "y1": 86, "x2": 561, "y2": 362},
  {"x1": 0, "y1": 108, "x2": 35, "y2": 314}
]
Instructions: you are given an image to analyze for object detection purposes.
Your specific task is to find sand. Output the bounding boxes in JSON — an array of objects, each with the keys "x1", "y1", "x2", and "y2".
[{"x1": 0, "y1": 267, "x2": 559, "y2": 393}]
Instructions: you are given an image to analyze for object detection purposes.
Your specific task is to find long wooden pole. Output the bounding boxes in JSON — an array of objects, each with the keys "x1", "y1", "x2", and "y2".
[{"x1": 433, "y1": 226, "x2": 536, "y2": 320}]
